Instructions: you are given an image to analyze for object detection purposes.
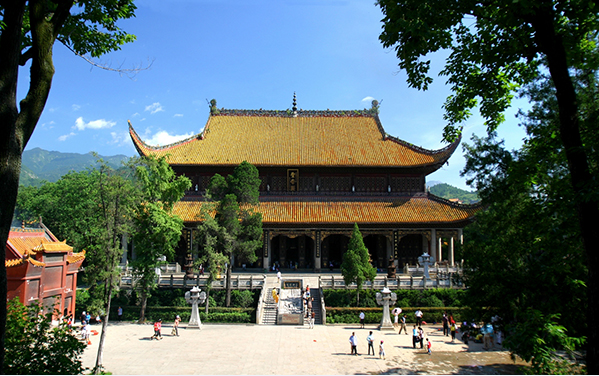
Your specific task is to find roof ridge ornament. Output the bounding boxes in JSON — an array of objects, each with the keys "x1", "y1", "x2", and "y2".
[{"x1": 292, "y1": 92, "x2": 298, "y2": 117}]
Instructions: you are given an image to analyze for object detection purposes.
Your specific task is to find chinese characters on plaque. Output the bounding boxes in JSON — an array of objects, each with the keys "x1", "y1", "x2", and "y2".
[{"x1": 287, "y1": 168, "x2": 299, "y2": 192}]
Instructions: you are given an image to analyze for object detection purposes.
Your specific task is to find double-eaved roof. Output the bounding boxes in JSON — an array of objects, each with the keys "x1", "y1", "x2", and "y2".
[{"x1": 129, "y1": 107, "x2": 459, "y2": 172}]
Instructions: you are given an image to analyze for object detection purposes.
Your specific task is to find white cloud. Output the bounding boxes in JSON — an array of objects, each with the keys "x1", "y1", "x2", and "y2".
[
  {"x1": 58, "y1": 132, "x2": 76, "y2": 141},
  {"x1": 361, "y1": 96, "x2": 376, "y2": 103},
  {"x1": 110, "y1": 131, "x2": 131, "y2": 146},
  {"x1": 74, "y1": 117, "x2": 117, "y2": 131},
  {"x1": 145, "y1": 131, "x2": 195, "y2": 147},
  {"x1": 174, "y1": 114, "x2": 183, "y2": 117},
  {"x1": 145, "y1": 102, "x2": 164, "y2": 114},
  {"x1": 72, "y1": 104, "x2": 81, "y2": 111},
  {"x1": 131, "y1": 112, "x2": 140, "y2": 117}
]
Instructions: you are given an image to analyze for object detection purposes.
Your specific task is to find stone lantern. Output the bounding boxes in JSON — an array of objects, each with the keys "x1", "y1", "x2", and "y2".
[
  {"x1": 418, "y1": 252, "x2": 432, "y2": 280},
  {"x1": 185, "y1": 286, "x2": 206, "y2": 329},
  {"x1": 375, "y1": 287, "x2": 397, "y2": 330}
]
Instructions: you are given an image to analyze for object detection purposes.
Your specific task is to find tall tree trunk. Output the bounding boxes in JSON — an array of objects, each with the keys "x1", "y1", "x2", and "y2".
[
  {"x1": 225, "y1": 254, "x2": 233, "y2": 307},
  {"x1": 94, "y1": 280, "x2": 114, "y2": 374},
  {"x1": 205, "y1": 288, "x2": 210, "y2": 314},
  {"x1": 532, "y1": 9, "x2": 599, "y2": 373},
  {"x1": 139, "y1": 293, "x2": 148, "y2": 323},
  {"x1": 0, "y1": 2, "x2": 66, "y2": 371}
]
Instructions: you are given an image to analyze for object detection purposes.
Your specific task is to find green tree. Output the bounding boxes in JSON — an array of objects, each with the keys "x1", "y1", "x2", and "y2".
[
  {"x1": 194, "y1": 213, "x2": 229, "y2": 313},
  {"x1": 129, "y1": 155, "x2": 191, "y2": 321},
  {"x1": 340, "y1": 223, "x2": 377, "y2": 307},
  {"x1": 13, "y1": 161, "x2": 136, "y2": 374},
  {"x1": 0, "y1": 2, "x2": 137, "y2": 369},
  {"x1": 377, "y1": 1, "x2": 599, "y2": 370},
  {"x1": 200, "y1": 161, "x2": 263, "y2": 307},
  {"x1": 4, "y1": 298, "x2": 86, "y2": 374},
  {"x1": 460, "y1": 68, "x2": 596, "y2": 371}
]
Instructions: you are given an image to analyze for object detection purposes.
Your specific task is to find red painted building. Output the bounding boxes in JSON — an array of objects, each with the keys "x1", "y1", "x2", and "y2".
[{"x1": 5, "y1": 223, "x2": 85, "y2": 319}]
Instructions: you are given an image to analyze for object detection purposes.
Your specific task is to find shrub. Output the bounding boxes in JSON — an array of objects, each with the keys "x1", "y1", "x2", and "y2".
[
  {"x1": 230, "y1": 290, "x2": 257, "y2": 308},
  {"x1": 5, "y1": 298, "x2": 86, "y2": 374},
  {"x1": 325, "y1": 306, "x2": 468, "y2": 325},
  {"x1": 111, "y1": 305, "x2": 255, "y2": 323}
]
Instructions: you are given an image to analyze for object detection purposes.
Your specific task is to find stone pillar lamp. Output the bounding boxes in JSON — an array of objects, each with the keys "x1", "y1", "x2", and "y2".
[
  {"x1": 376, "y1": 287, "x2": 397, "y2": 330},
  {"x1": 185, "y1": 286, "x2": 206, "y2": 329}
]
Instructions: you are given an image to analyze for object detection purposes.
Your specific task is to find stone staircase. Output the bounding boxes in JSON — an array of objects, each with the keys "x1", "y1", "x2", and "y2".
[
  {"x1": 261, "y1": 287, "x2": 278, "y2": 325},
  {"x1": 260, "y1": 275, "x2": 325, "y2": 325},
  {"x1": 305, "y1": 288, "x2": 323, "y2": 325}
]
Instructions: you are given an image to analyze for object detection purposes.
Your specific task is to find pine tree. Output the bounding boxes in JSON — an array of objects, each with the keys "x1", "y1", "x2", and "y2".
[{"x1": 341, "y1": 223, "x2": 377, "y2": 306}]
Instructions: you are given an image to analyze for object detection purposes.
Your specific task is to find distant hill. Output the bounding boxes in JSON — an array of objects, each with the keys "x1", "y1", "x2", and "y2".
[
  {"x1": 429, "y1": 183, "x2": 479, "y2": 204},
  {"x1": 20, "y1": 148, "x2": 129, "y2": 187}
]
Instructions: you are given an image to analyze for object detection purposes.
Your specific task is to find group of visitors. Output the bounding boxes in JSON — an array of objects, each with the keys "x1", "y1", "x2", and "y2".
[{"x1": 349, "y1": 331, "x2": 386, "y2": 359}]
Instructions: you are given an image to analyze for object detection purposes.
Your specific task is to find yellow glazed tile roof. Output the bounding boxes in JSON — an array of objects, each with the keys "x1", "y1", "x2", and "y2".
[
  {"x1": 67, "y1": 250, "x2": 86, "y2": 265},
  {"x1": 129, "y1": 112, "x2": 459, "y2": 168},
  {"x1": 33, "y1": 239, "x2": 73, "y2": 253},
  {"x1": 6, "y1": 228, "x2": 84, "y2": 268},
  {"x1": 173, "y1": 195, "x2": 481, "y2": 225}
]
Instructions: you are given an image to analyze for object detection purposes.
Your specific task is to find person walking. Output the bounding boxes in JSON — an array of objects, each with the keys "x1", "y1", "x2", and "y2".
[
  {"x1": 398, "y1": 314, "x2": 408, "y2": 335},
  {"x1": 117, "y1": 306, "x2": 123, "y2": 321},
  {"x1": 309, "y1": 311, "x2": 315, "y2": 329},
  {"x1": 426, "y1": 338, "x2": 432, "y2": 355},
  {"x1": 359, "y1": 311, "x2": 365, "y2": 328},
  {"x1": 379, "y1": 340, "x2": 386, "y2": 359},
  {"x1": 442, "y1": 312, "x2": 449, "y2": 336},
  {"x1": 392, "y1": 307, "x2": 401, "y2": 327},
  {"x1": 415, "y1": 309, "x2": 423, "y2": 327},
  {"x1": 418, "y1": 326, "x2": 425, "y2": 349},
  {"x1": 306, "y1": 297, "x2": 313, "y2": 318},
  {"x1": 367, "y1": 331, "x2": 375, "y2": 355},
  {"x1": 349, "y1": 332, "x2": 359, "y2": 355}
]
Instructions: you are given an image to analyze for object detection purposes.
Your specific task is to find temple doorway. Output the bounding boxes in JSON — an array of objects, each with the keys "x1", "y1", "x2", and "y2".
[
  {"x1": 397, "y1": 234, "x2": 423, "y2": 266},
  {"x1": 271, "y1": 235, "x2": 314, "y2": 269},
  {"x1": 364, "y1": 234, "x2": 387, "y2": 269},
  {"x1": 322, "y1": 234, "x2": 349, "y2": 269}
]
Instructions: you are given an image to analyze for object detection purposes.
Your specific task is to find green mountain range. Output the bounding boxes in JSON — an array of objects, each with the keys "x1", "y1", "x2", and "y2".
[
  {"x1": 429, "y1": 183, "x2": 479, "y2": 204},
  {"x1": 20, "y1": 148, "x2": 129, "y2": 187}
]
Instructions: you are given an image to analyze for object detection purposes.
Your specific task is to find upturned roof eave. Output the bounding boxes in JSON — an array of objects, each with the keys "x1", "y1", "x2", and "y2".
[{"x1": 128, "y1": 111, "x2": 461, "y2": 170}]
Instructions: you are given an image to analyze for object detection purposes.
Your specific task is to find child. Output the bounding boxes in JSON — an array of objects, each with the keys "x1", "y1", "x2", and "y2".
[
  {"x1": 151, "y1": 319, "x2": 163, "y2": 340},
  {"x1": 379, "y1": 340, "x2": 386, "y2": 359},
  {"x1": 172, "y1": 315, "x2": 180, "y2": 336},
  {"x1": 426, "y1": 338, "x2": 432, "y2": 355},
  {"x1": 80, "y1": 321, "x2": 88, "y2": 340}
]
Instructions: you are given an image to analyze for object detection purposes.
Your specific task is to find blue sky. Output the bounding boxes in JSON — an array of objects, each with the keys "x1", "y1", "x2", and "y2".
[{"x1": 21, "y1": 0, "x2": 527, "y2": 191}]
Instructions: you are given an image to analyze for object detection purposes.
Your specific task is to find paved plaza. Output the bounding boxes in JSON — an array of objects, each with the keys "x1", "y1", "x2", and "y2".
[{"x1": 81, "y1": 322, "x2": 528, "y2": 375}]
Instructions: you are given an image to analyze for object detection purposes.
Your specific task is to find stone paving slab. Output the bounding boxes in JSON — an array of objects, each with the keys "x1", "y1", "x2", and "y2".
[{"x1": 81, "y1": 322, "x2": 526, "y2": 375}]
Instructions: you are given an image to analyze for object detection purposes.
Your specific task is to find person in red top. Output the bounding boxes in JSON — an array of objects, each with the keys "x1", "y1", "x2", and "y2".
[{"x1": 151, "y1": 319, "x2": 163, "y2": 340}]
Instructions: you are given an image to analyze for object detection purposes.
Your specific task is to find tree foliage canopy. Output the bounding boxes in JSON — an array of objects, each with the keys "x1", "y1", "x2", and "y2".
[
  {"x1": 129, "y1": 155, "x2": 191, "y2": 320},
  {"x1": 378, "y1": 1, "x2": 599, "y2": 371},
  {"x1": 460, "y1": 67, "x2": 597, "y2": 371},
  {"x1": 377, "y1": 0, "x2": 598, "y2": 138},
  {"x1": 198, "y1": 161, "x2": 263, "y2": 307}
]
